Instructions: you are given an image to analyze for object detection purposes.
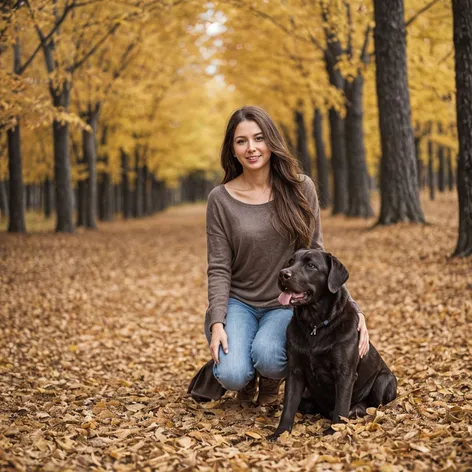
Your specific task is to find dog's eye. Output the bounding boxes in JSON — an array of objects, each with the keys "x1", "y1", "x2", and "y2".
[
  {"x1": 307, "y1": 263, "x2": 317, "y2": 269},
  {"x1": 288, "y1": 259, "x2": 294, "y2": 266}
]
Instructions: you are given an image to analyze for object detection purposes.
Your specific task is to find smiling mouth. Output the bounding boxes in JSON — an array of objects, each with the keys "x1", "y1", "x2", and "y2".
[{"x1": 247, "y1": 155, "x2": 261, "y2": 160}]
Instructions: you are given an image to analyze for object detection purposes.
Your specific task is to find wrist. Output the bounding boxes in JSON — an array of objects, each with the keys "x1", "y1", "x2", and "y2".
[{"x1": 211, "y1": 322, "x2": 224, "y2": 332}]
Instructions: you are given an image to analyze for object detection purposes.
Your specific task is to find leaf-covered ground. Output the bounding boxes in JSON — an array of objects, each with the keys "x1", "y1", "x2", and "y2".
[{"x1": 1, "y1": 192, "x2": 471, "y2": 471}]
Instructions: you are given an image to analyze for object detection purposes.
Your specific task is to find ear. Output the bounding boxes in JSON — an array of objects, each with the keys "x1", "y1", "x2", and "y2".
[{"x1": 327, "y1": 253, "x2": 349, "y2": 293}]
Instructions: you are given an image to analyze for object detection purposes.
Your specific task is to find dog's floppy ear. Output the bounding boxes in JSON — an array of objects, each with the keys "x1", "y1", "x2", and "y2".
[{"x1": 327, "y1": 253, "x2": 349, "y2": 293}]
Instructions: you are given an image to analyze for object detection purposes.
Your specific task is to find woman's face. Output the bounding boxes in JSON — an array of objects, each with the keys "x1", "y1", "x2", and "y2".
[{"x1": 232, "y1": 120, "x2": 271, "y2": 174}]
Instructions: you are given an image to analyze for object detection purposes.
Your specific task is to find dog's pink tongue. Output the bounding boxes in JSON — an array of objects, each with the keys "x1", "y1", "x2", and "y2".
[{"x1": 278, "y1": 291, "x2": 293, "y2": 306}]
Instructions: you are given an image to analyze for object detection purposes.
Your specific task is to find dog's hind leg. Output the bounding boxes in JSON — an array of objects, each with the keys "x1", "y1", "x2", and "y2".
[{"x1": 368, "y1": 370, "x2": 397, "y2": 407}]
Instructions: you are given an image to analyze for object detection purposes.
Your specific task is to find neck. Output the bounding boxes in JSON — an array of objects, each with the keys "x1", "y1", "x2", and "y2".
[
  {"x1": 240, "y1": 164, "x2": 271, "y2": 190},
  {"x1": 295, "y1": 289, "x2": 346, "y2": 328}
]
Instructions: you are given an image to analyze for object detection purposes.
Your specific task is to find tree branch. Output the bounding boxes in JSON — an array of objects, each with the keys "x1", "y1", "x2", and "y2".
[
  {"x1": 70, "y1": 22, "x2": 120, "y2": 72},
  {"x1": 360, "y1": 25, "x2": 371, "y2": 64},
  {"x1": 22, "y1": 0, "x2": 72, "y2": 74},
  {"x1": 405, "y1": 0, "x2": 441, "y2": 28}
]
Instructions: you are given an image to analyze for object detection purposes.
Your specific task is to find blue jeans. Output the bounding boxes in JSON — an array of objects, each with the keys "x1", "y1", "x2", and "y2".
[{"x1": 208, "y1": 297, "x2": 294, "y2": 392}]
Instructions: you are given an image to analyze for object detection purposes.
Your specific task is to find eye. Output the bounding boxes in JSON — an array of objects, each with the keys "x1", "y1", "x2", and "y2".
[
  {"x1": 255, "y1": 135, "x2": 264, "y2": 141},
  {"x1": 288, "y1": 258, "x2": 294, "y2": 266},
  {"x1": 236, "y1": 139, "x2": 245, "y2": 145},
  {"x1": 307, "y1": 263, "x2": 317, "y2": 269}
]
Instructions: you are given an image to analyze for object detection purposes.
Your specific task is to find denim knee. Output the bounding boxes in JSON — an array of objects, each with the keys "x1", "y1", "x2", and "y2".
[
  {"x1": 251, "y1": 339, "x2": 288, "y2": 379},
  {"x1": 213, "y1": 361, "x2": 255, "y2": 392}
]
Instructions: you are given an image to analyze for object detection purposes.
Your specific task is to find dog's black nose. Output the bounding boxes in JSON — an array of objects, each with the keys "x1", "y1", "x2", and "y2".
[{"x1": 280, "y1": 269, "x2": 292, "y2": 280}]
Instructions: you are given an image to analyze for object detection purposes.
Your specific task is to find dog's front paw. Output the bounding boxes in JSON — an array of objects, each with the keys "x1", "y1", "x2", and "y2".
[{"x1": 267, "y1": 428, "x2": 288, "y2": 441}]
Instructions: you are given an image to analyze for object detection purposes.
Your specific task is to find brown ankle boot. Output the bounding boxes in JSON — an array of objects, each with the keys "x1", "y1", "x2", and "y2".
[
  {"x1": 237, "y1": 375, "x2": 258, "y2": 404},
  {"x1": 257, "y1": 377, "x2": 283, "y2": 406}
]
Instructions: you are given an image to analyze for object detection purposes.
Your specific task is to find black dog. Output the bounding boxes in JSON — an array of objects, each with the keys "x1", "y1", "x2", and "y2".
[{"x1": 269, "y1": 249, "x2": 397, "y2": 440}]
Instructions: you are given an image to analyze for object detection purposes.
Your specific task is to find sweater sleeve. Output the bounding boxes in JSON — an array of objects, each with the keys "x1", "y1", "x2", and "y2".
[
  {"x1": 303, "y1": 176, "x2": 362, "y2": 314},
  {"x1": 206, "y1": 190, "x2": 233, "y2": 332}
]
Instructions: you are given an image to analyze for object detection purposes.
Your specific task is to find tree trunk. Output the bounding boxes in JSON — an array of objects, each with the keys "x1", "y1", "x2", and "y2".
[
  {"x1": 114, "y1": 183, "x2": 121, "y2": 216},
  {"x1": 345, "y1": 75, "x2": 374, "y2": 218},
  {"x1": 143, "y1": 165, "x2": 153, "y2": 215},
  {"x1": 51, "y1": 82, "x2": 74, "y2": 232},
  {"x1": 134, "y1": 148, "x2": 144, "y2": 217},
  {"x1": 294, "y1": 107, "x2": 312, "y2": 177},
  {"x1": 437, "y1": 123, "x2": 446, "y2": 192},
  {"x1": 373, "y1": 0, "x2": 425, "y2": 224},
  {"x1": 7, "y1": 37, "x2": 25, "y2": 232},
  {"x1": 99, "y1": 173, "x2": 113, "y2": 221},
  {"x1": 7, "y1": 123, "x2": 26, "y2": 232},
  {"x1": 446, "y1": 149, "x2": 455, "y2": 190},
  {"x1": 324, "y1": 33, "x2": 348, "y2": 215},
  {"x1": 44, "y1": 177, "x2": 52, "y2": 218},
  {"x1": 452, "y1": 0, "x2": 472, "y2": 257},
  {"x1": 121, "y1": 149, "x2": 131, "y2": 219},
  {"x1": 82, "y1": 106, "x2": 99, "y2": 229},
  {"x1": 312, "y1": 108, "x2": 330, "y2": 209},
  {"x1": 428, "y1": 140, "x2": 435, "y2": 201},
  {"x1": 77, "y1": 180, "x2": 88, "y2": 226},
  {"x1": 280, "y1": 123, "x2": 295, "y2": 154},
  {"x1": 414, "y1": 136, "x2": 424, "y2": 188},
  {"x1": 0, "y1": 180, "x2": 8, "y2": 219}
]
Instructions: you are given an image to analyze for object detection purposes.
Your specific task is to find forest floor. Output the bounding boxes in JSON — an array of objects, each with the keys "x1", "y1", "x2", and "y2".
[{"x1": 0, "y1": 191, "x2": 471, "y2": 471}]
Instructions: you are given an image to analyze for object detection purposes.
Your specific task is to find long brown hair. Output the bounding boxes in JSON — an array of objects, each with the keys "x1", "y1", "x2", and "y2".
[{"x1": 221, "y1": 105, "x2": 315, "y2": 248}]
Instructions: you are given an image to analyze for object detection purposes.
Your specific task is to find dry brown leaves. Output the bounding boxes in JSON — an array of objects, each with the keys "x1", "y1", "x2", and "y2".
[{"x1": 0, "y1": 193, "x2": 471, "y2": 471}]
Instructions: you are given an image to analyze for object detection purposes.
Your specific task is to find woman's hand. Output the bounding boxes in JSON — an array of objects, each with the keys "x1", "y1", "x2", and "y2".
[
  {"x1": 210, "y1": 323, "x2": 228, "y2": 365},
  {"x1": 358, "y1": 312, "x2": 370, "y2": 358}
]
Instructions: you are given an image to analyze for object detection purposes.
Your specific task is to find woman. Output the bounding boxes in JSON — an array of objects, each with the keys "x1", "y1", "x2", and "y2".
[{"x1": 204, "y1": 105, "x2": 369, "y2": 406}]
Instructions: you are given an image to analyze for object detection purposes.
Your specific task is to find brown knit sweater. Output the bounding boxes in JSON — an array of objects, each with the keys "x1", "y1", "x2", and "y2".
[{"x1": 204, "y1": 175, "x2": 326, "y2": 340}]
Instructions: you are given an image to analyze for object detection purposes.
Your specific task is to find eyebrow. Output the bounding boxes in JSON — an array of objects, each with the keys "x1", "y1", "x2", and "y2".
[{"x1": 234, "y1": 132, "x2": 263, "y2": 140}]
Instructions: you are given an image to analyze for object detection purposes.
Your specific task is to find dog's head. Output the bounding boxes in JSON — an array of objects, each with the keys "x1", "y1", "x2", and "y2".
[{"x1": 277, "y1": 249, "x2": 349, "y2": 306}]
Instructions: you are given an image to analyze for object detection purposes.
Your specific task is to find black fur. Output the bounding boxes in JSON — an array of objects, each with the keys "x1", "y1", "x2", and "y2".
[{"x1": 269, "y1": 249, "x2": 397, "y2": 440}]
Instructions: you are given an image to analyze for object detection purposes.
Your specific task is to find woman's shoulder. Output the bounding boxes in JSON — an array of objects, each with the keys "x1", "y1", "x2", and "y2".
[
  {"x1": 207, "y1": 184, "x2": 226, "y2": 203},
  {"x1": 296, "y1": 174, "x2": 315, "y2": 190}
]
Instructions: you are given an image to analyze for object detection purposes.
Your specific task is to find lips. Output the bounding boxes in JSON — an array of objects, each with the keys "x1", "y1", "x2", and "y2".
[{"x1": 246, "y1": 155, "x2": 261, "y2": 161}]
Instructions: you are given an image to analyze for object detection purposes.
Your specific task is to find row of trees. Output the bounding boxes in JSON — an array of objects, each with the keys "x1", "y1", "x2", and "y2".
[
  {"x1": 211, "y1": 0, "x2": 470, "y2": 256},
  {"x1": 0, "y1": 0, "x2": 233, "y2": 232},
  {"x1": 1, "y1": 0, "x2": 471, "y2": 256}
]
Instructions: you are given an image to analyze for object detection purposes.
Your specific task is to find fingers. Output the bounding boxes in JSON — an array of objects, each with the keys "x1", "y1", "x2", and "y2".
[
  {"x1": 359, "y1": 334, "x2": 369, "y2": 358},
  {"x1": 357, "y1": 312, "x2": 370, "y2": 358},
  {"x1": 210, "y1": 330, "x2": 229, "y2": 365},
  {"x1": 211, "y1": 342, "x2": 219, "y2": 364},
  {"x1": 221, "y1": 334, "x2": 229, "y2": 355}
]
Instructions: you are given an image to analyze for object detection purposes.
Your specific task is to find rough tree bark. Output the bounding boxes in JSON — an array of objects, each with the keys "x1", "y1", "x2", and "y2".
[
  {"x1": 437, "y1": 123, "x2": 446, "y2": 192},
  {"x1": 446, "y1": 149, "x2": 455, "y2": 190},
  {"x1": 121, "y1": 149, "x2": 131, "y2": 219},
  {"x1": 43, "y1": 177, "x2": 53, "y2": 219},
  {"x1": 373, "y1": 0, "x2": 425, "y2": 224},
  {"x1": 7, "y1": 36, "x2": 25, "y2": 233},
  {"x1": 82, "y1": 104, "x2": 100, "y2": 229},
  {"x1": 428, "y1": 140, "x2": 436, "y2": 201},
  {"x1": 345, "y1": 75, "x2": 374, "y2": 217},
  {"x1": 7, "y1": 123, "x2": 26, "y2": 232},
  {"x1": 51, "y1": 82, "x2": 74, "y2": 232},
  {"x1": 0, "y1": 181, "x2": 8, "y2": 219},
  {"x1": 452, "y1": 0, "x2": 472, "y2": 257},
  {"x1": 312, "y1": 108, "x2": 330, "y2": 209},
  {"x1": 325, "y1": 51, "x2": 348, "y2": 215}
]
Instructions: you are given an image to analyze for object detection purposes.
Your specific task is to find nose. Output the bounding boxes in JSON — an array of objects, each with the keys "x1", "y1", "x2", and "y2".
[
  {"x1": 247, "y1": 140, "x2": 256, "y2": 153},
  {"x1": 280, "y1": 269, "x2": 292, "y2": 280}
]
